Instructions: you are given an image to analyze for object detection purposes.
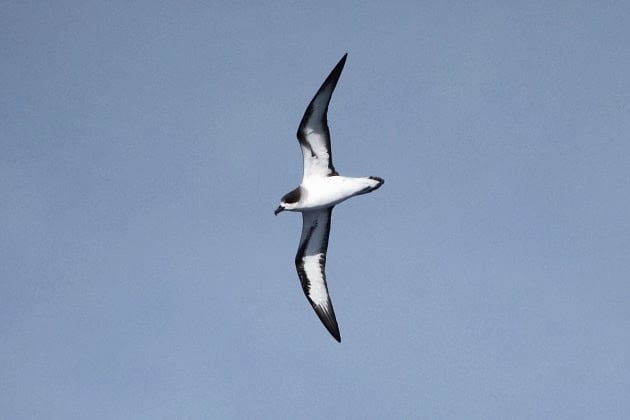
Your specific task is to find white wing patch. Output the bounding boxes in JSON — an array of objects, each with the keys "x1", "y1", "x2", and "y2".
[
  {"x1": 299, "y1": 128, "x2": 334, "y2": 180},
  {"x1": 302, "y1": 252, "x2": 328, "y2": 306}
]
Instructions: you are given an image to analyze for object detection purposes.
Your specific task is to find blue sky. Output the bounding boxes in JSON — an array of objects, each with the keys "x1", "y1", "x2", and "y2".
[{"x1": 2, "y1": 1, "x2": 629, "y2": 418}]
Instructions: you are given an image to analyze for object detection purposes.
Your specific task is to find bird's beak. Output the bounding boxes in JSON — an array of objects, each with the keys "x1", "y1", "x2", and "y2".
[{"x1": 274, "y1": 206, "x2": 284, "y2": 216}]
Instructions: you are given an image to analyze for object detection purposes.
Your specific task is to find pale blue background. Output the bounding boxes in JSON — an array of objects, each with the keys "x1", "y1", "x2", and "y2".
[{"x1": 2, "y1": 2, "x2": 629, "y2": 418}]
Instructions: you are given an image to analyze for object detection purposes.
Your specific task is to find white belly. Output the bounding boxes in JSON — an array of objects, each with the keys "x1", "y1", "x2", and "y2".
[{"x1": 297, "y1": 176, "x2": 381, "y2": 210}]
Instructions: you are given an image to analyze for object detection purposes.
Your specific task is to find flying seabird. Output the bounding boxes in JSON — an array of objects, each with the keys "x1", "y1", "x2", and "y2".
[{"x1": 275, "y1": 54, "x2": 384, "y2": 342}]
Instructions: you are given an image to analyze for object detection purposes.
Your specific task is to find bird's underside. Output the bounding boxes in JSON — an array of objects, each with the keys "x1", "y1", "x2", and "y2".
[{"x1": 276, "y1": 53, "x2": 384, "y2": 342}]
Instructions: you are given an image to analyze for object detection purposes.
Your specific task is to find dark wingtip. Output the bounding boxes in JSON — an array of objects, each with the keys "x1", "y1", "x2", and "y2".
[
  {"x1": 325, "y1": 318, "x2": 342, "y2": 343},
  {"x1": 323, "y1": 53, "x2": 348, "y2": 92},
  {"x1": 334, "y1": 53, "x2": 348, "y2": 74},
  {"x1": 313, "y1": 304, "x2": 342, "y2": 343},
  {"x1": 296, "y1": 54, "x2": 349, "y2": 142}
]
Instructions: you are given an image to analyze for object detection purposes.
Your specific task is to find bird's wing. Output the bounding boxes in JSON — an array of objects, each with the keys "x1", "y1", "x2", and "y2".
[
  {"x1": 296, "y1": 54, "x2": 347, "y2": 180},
  {"x1": 295, "y1": 208, "x2": 340, "y2": 342}
]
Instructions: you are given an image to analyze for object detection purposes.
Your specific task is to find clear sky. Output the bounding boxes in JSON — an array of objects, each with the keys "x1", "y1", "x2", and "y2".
[{"x1": 2, "y1": 1, "x2": 629, "y2": 418}]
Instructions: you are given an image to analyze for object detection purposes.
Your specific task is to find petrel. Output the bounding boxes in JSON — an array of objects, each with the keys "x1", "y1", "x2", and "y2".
[{"x1": 274, "y1": 54, "x2": 384, "y2": 342}]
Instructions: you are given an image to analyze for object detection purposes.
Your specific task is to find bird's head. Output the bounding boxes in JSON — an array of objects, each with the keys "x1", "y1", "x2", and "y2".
[{"x1": 274, "y1": 186, "x2": 303, "y2": 216}]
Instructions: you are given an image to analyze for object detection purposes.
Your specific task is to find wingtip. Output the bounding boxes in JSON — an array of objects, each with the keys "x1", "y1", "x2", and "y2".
[
  {"x1": 313, "y1": 304, "x2": 342, "y2": 343},
  {"x1": 337, "y1": 53, "x2": 348, "y2": 67},
  {"x1": 326, "y1": 320, "x2": 342, "y2": 343},
  {"x1": 328, "y1": 55, "x2": 347, "y2": 80}
]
